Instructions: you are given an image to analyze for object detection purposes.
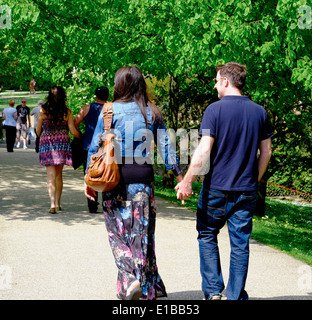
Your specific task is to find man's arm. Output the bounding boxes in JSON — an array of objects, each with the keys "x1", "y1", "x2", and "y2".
[
  {"x1": 67, "y1": 110, "x2": 82, "y2": 139},
  {"x1": 36, "y1": 109, "x2": 44, "y2": 136},
  {"x1": 176, "y1": 135, "x2": 214, "y2": 200},
  {"x1": 27, "y1": 107, "x2": 31, "y2": 127},
  {"x1": 258, "y1": 138, "x2": 272, "y2": 181},
  {"x1": 74, "y1": 104, "x2": 90, "y2": 129},
  {"x1": 28, "y1": 113, "x2": 31, "y2": 127}
]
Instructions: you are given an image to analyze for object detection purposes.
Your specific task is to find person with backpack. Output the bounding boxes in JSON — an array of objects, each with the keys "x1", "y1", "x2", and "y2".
[{"x1": 85, "y1": 66, "x2": 183, "y2": 300}]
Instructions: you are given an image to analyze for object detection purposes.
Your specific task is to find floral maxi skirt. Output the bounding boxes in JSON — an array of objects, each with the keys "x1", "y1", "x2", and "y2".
[{"x1": 102, "y1": 182, "x2": 167, "y2": 300}]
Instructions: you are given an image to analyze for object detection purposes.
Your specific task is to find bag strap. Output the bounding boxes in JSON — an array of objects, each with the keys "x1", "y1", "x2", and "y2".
[{"x1": 103, "y1": 102, "x2": 113, "y2": 130}]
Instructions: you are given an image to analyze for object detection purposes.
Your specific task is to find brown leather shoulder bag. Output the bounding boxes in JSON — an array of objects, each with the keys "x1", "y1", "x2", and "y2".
[{"x1": 84, "y1": 102, "x2": 120, "y2": 192}]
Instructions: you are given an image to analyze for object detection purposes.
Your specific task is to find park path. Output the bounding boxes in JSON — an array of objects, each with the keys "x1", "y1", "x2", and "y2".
[{"x1": 0, "y1": 141, "x2": 311, "y2": 300}]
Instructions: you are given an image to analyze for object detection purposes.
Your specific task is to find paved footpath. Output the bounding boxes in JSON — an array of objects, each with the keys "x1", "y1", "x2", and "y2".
[{"x1": 0, "y1": 141, "x2": 311, "y2": 300}]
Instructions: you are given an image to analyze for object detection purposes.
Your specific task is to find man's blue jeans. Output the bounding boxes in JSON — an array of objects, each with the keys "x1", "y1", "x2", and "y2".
[{"x1": 196, "y1": 188, "x2": 257, "y2": 300}]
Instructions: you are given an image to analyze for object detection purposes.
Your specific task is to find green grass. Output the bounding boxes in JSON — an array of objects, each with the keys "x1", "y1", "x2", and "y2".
[
  {"x1": 0, "y1": 91, "x2": 48, "y2": 111},
  {"x1": 252, "y1": 199, "x2": 312, "y2": 265},
  {"x1": 154, "y1": 175, "x2": 312, "y2": 266},
  {"x1": 154, "y1": 175, "x2": 201, "y2": 211}
]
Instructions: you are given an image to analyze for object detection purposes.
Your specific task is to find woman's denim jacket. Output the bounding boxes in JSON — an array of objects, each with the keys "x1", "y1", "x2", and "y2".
[{"x1": 87, "y1": 102, "x2": 182, "y2": 176}]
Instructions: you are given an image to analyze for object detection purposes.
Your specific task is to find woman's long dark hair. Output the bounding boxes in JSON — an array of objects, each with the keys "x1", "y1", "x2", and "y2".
[
  {"x1": 113, "y1": 66, "x2": 161, "y2": 126},
  {"x1": 42, "y1": 86, "x2": 68, "y2": 126}
]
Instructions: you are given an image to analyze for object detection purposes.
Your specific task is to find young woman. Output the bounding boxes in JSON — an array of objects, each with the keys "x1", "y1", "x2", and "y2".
[
  {"x1": 36, "y1": 86, "x2": 81, "y2": 213},
  {"x1": 86, "y1": 66, "x2": 183, "y2": 300}
]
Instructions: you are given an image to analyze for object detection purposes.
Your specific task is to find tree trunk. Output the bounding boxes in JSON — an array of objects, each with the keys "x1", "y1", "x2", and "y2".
[
  {"x1": 168, "y1": 74, "x2": 180, "y2": 131},
  {"x1": 162, "y1": 168, "x2": 175, "y2": 189}
]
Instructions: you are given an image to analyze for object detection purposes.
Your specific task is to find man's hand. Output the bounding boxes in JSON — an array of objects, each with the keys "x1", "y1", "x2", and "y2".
[
  {"x1": 174, "y1": 135, "x2": 213, "y2": 205},
  {"x1": 175, "y1": 180, "x2": 194, "y2": 204}
]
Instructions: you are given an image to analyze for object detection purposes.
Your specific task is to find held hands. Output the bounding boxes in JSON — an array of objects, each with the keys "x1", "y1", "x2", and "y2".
[
  {"x1": 84, "y1": 172, "x2": 194, "y2": 205},
  {"x1": 175, "y1": 178, "x2": 193, "y2": 205}
]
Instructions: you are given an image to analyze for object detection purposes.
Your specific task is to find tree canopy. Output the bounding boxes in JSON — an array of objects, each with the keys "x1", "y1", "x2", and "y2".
[{"x1": 1, "y1": 0, "x2": 312, "y2": 209}]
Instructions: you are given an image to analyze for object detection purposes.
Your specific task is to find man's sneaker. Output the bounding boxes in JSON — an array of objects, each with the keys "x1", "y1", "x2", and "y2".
[
  {"x1": 23, "y1": 145, "x2": 28, "y2": 149},
  {"x1": 16, "y1": 142, "x2": 20, "y2": 148},
  {"x1": 203, "y1": 293, "x2": 227, "y2": 300}
]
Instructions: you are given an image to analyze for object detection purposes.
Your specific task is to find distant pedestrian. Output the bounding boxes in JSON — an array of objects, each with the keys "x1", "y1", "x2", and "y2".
[
  {"x1": 74, "y1": 86, "x2": 109, "y2": 213},
  {"x1": 15, "y1": 98, "x2": 31, "y2": 149},
  {"x1": 30, "y1": 99, "x2": 44, "y2": 153},
  {"x1": 30, "y1": 78, "x2": 36, "y2": 94},
  {"x1": 176, "y1": 62, "x2": 273, "y2": 300},
  {"x1": 36, "y1": 86, "x2": 81, "y2": 214},
  {"x1": 2, "y1": 99, "x2": 17, "y2": 152}
]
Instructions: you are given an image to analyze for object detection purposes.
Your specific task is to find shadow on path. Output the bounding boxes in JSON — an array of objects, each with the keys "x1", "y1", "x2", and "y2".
[{"x1": 0, "y1": 142, "x2": 196, "y2": 226}]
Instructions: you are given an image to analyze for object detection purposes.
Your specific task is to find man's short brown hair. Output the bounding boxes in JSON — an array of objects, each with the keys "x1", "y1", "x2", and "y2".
[{"x1": 216, "y1": 62, "x2": 247, "y2": 90}]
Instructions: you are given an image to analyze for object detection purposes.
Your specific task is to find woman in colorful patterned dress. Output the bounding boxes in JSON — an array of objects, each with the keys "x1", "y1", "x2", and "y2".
[
  {"x1": 36, "y1": 86, "x2": 81, "y2": 213},
  {"x1": 86, "y1": 66, "x2": 183, "y2": 300}
]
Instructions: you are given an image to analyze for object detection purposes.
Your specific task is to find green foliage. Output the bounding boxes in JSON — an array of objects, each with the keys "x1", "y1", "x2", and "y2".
[
  {"x1": 267, "y1": 165, "x2": 312, "y2": 202},
  {"x1": 66, "y1": 68, "x2": 113, "y2": 118},
  {"x1": 1, "y1": 0, "x2": 312, "y2": 199}
]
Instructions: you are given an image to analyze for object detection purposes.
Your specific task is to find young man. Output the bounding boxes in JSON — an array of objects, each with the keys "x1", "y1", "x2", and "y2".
[
  {"x1": 15, "y1": 99, "x2": 31, "y2": 149},
  {"x1": 74, "y1": 86, "x2": 109, "y2": 213},
  {"x1": 176, "y1": 62, "x2": 273, "y2": 300}
]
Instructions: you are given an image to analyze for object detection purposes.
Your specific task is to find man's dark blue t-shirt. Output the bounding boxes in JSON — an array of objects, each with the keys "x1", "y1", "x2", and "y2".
[{"x1": 199, "y1": 95, "x2": 273, "y2": 191}]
